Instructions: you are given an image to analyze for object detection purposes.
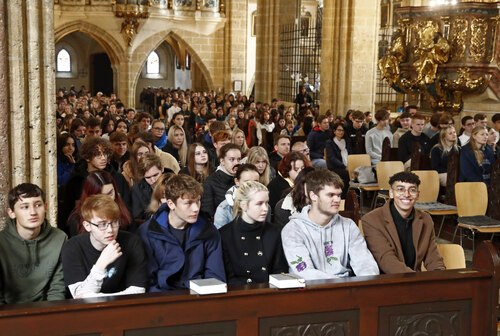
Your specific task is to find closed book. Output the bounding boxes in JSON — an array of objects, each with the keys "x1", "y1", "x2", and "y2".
[
  {"x1": 189, "y1": 278, "x2": 227, "y2": 295},
  {"x1": 269, "y1": 274, "x2": 306, "y2": 289}
]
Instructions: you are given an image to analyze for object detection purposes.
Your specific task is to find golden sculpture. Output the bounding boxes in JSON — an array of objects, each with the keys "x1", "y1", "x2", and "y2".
[
  {"x1": 121, "y1": 17, "x2": 139, "y2": 46},
  {"x1": 378, "y1": 2, "x2": 496, "y2": 114},
  {"x1": 413, "y1": 21, "x2": 450, "y2": 85},
  {"x1": 378, "y1": 29, "x2": 406, "y2": 86}
]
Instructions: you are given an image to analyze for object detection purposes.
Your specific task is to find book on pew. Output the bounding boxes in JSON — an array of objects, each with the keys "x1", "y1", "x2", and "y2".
[
  {"x1": 269, "y1": 273, "x2": 306, "y2": 289},
  {"x1": 189, "y1": 278, "x2": 227, "y2": 295}
]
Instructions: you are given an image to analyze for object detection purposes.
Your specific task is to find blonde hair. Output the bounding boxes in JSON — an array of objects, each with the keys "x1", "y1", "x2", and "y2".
[
  {"x1": 245, "y1": 146, "x2": 271, "y2": 186},
  {"x1": 231, "y1": 128, "x2": 249, "y2": 155},
  {"x1": 232, "y1": 181, "x2": 268, "y2": 218},
  {"x1": 167, "y1": 125, "x2": 188, "y2": 167},
  {"x1": 469, "y1": 125, "x2": 487, "y2": 165}
]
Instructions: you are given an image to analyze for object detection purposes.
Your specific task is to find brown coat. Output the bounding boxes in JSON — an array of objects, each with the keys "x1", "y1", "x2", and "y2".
[{"x1": 361, "y1": 202, "x2": 445, "y2": 274}]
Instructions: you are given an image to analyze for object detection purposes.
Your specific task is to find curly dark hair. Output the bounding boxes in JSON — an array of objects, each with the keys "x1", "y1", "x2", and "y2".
[
  {"x1": 79, "y1": 137, "x2": 113, "y2": 161},
  {"x1": 388, "y1": 171, "x2": 421, "y2": 187}
]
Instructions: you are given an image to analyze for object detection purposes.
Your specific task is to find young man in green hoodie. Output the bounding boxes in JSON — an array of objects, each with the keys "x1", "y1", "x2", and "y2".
[{"x1": 0, "y1": 183, "x2": 67, "y2": 304}]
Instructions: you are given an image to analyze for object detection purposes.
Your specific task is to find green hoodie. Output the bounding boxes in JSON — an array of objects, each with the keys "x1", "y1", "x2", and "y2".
[{"x1": 0, "y1": 219, "x2": 67, "y2": 304}]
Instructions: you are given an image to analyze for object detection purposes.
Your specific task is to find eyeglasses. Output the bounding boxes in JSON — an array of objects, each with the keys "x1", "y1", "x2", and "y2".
[
  {"x1": 153, "y1": 127, "x2": 165, "y2": 132},
  {"x1": 87, "y1": 220, "x2": 119, "y2": 231},
  {"x1": 392, "y1": 186, "x2": 419, "y2": 197}
]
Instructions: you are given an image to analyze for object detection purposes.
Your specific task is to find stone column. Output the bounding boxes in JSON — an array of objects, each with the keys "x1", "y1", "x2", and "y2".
[
  {"x1": 223, "y1": 0, "x2": 247, "y2": 93},
  {"x1": 320, "y1": 0, "x2": 379, "y2": 115},
  {"x1": 0, "y1": 0, "x2": 57, "y2": 224},
  {"x1": 255, "y1": 0, "x2": 298, "y2": 103}
]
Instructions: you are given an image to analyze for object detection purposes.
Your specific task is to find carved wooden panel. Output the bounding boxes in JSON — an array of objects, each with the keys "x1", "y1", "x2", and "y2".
[
  {"x1": 260, "y1": 310, "x2": 359, "y2": 336},
  {"x1": 379, "y1": 300, "x2": 471, "y2": 336},
  {"x1": 124, "y1": 321, "x2": 236, "y2": 336}
]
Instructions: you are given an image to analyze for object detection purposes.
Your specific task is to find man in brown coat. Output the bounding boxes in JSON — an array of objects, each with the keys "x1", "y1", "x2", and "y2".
[{"x1": 362, "y1": 172, "x2": 445, "y2": 273}]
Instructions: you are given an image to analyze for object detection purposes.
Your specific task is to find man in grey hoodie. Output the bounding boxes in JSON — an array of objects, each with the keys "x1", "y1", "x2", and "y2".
[{"x1": 282, "y1": 169, "x2": 379, "y2": 280}]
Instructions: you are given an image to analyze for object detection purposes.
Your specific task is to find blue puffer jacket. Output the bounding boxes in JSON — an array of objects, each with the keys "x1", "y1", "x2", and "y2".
[{"x1": 138, "y1": 204, "x2": 226, "y2": 291}]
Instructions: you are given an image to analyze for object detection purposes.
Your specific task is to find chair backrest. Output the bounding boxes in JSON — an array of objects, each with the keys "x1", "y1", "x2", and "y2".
[
  {"x1": 376, "y1": 161, "x2": 405, "y2": 190},
  {"x1": 445, "y1": 149, "x2": 460, "y2": 205},
  {"x1": 455, "y1": 182, "x2": 488, "y2": 217},
  {"x1": 339, "y1": 189, "x2": 360, "y2": 224},
  {"x1": 347, "y1": 154, "x2": 371, "y2": 180},
  {"x1": 437, "y1": 244, "x2": 466, "y2": 269},
  {"x1": 487, "y1": 159, "x2": 500, "y2": 220},
  {"x1": 412, "y1": 170, "x2": 439, "y2": 202},
  {"x1": 381, "y1": 137, "x2": 391, "y2": 161}
]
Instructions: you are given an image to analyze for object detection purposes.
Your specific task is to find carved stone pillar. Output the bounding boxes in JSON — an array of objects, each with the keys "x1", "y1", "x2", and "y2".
[
  {"x1": 321, "y1": 0, "x2": 379, "y2": 116},
  {"x1": 0, "y1": 0, "x2": 57, "y2": 224},
  {"x1": 222, "y1": 0, "x2": 247, "y2": 94},
  {"x1": 255, "y1": 0, "x2": 298, "y2": 103}
]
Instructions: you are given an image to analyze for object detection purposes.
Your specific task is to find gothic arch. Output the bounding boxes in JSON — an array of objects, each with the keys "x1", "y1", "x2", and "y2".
[
  {"x1": 54, "y1": 21, "x2": 125, "y2": 66},
  {"x1": 131, "y1": 30, "x2": 215, "y2": 93}
]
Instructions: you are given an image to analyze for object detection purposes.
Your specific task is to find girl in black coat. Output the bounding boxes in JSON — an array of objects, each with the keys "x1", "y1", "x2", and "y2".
[{"x1": 219, "y1": 181, "x2": 288, "y2": 285}]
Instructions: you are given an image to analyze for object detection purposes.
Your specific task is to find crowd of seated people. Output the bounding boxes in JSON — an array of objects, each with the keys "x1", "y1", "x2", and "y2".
[{"x1": 1, "y1": 88, "x2": 498, "y2": 305}]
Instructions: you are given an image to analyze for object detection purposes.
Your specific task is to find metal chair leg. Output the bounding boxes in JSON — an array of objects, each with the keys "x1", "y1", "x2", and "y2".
[
  {"x1": 472, "y1": 230, "x2": 475, "y2": 255},
  {"x1": 437, "y1": 215, "x2": 446, "y2": 238},
  {"x1": 452, "y1": 224, "x2": 459, "y2": 243}
]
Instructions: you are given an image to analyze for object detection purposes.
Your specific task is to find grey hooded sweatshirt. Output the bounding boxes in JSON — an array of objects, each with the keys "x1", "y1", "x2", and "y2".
[{"x1": 281, "y1": 205, "x2": 379, "y2": 280}]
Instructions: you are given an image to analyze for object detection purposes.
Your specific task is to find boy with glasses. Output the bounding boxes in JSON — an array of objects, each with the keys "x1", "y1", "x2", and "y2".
[
  {"x1": 62, "y1": 194, "x2": 148, "y2": 298},
  {"x1": 345, "y1": 110, "x2": 368, "y2": 154},
  {"x1": 459, "y1": 116, "x2": 475, "y2": 146},
  {"x1": 362, "y1": 172, "x2": 445, "y2": 274}
]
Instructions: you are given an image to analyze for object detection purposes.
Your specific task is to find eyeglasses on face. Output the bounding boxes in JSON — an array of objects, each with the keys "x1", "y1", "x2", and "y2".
[
  {"x1": 392, "y1": 186, "x2": 419, "y2": 197},
  {"x1": 87, "y1": 220, "x2": 119, "y2": 231},
  {"x1": 153, "y1": 127, "x2": 165, "y2": 132}
]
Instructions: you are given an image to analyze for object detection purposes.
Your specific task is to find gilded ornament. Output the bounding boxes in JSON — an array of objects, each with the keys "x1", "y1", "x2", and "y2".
[
  {"x1": 470, "y1": 18, "x2": 487, "y2": 62},
  {"x1": 378, "y1": 29, "x2": 406, "y2": 87},
  {"x1": 450, "y1": 18, "x2": 468, "y2": 61}
]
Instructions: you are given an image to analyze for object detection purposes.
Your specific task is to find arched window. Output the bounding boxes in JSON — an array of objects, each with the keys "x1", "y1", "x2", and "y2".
[
  {"x1": 146, "y1": 51, "x2": 160, "y2": 74},
  {"x1": 57, "y1": 49, "x2": 71, "y2": 72}
]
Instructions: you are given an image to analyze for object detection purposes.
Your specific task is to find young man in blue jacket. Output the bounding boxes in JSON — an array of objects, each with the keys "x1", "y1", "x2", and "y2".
[{"x1": 138, "y1": 174, "x2": 225, "y2": 291}]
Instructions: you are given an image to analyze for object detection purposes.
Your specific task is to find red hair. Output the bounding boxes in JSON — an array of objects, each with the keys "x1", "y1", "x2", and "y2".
[{"x1": 67, "y1": 170, "x2": 131, "y2": 234}]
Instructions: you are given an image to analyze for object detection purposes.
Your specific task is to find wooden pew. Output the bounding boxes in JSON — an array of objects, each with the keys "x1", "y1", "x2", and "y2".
[{"x1": 0, "y1": 241, "x2": 498, "y2": 336}]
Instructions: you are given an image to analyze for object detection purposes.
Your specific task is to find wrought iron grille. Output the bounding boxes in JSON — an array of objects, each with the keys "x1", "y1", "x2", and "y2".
[
  {"x1": 376, "y1": 27, "x2": 400, "y2": 112},
  {"x1": 278, "y1": 11, "x2": 322, "y2": 105}
]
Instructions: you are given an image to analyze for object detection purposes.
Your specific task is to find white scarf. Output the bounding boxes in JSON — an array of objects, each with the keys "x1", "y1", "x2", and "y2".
[{"x1": 334, "y1": 137, "x2": 348, "y2": 167}]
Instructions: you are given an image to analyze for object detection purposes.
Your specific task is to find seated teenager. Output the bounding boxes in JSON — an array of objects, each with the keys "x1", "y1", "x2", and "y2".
[
  {"x1": 430, "y1": 126, "x2": 459, "y2": 186},
  {"x1": 214, "y1": 164, "x2": 270, "y2": 229},
  {"x1": 131, "y1": 153, "x2": 163, "y2": 224},
  {"x1": 179, "y1": 142, "x2": 214, "y2": 184},
  {"x1": 62, "y1": 195, "x2": 148, "y2": 298},
  {"x1": 243, "y1": 146, "x2": 275, "y2": 186},
  {"x1": 274, "y1": 167, "x2": 315, "y2": 229},
  {"x1": 0, "y1": 183, "x2": 67, "y2": 304},
  {"x1": 268, "y1": 151, "x2": 312, "y2": 213},
  {"x1": 362, "y1": 172, "x2": 445, "y2": 274},
  {"x1": 460, "y1": 125, "x2": 497, "y2": 186},
  {"x1": 281, "y1": 170, "x2": 379, "y2": 280},
  {"x1": 67, "y1": 170, "x2": 132, "y2": 237},
  {"x1": 201, "y1": 143, "x2": 242, "y2": 221},
  {"x1": 219, "y1": 181, "x2": 288, "y2": 284},
  {"x1": 325, "y1": 122, "x2": 351, "y2": 198},
  {"x1": 138, "y1": 174, "x2": 225, "y2": 291}
]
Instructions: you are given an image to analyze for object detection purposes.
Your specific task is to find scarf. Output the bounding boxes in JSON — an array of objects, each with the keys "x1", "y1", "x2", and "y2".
[
  {"x1": 334, "y1": 137, "x2": 348, "y2": 167},
  {"x1": 155, "y1": 131, "x2": 167, "y2": 150}
]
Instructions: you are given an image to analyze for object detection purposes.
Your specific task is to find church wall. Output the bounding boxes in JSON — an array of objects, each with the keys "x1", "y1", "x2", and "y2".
[{"x1": 246, "y1": 0, "x2": 257, "y2": 97}]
